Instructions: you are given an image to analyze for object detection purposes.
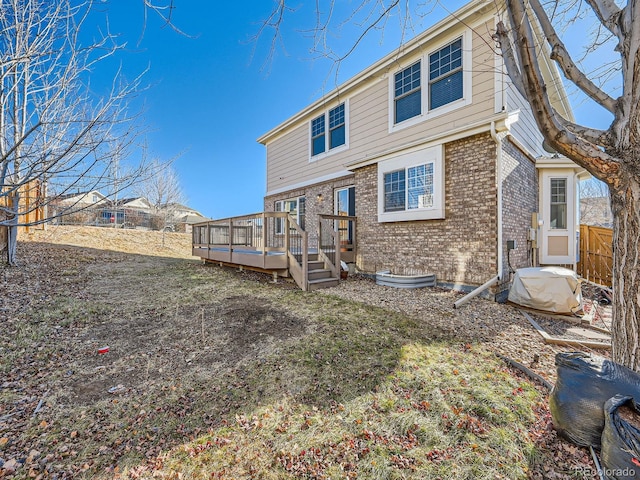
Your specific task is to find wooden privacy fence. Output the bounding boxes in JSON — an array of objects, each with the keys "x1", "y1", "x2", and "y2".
[{"x1": 578, "y1": 224, "x2": 613, "y2": 287}]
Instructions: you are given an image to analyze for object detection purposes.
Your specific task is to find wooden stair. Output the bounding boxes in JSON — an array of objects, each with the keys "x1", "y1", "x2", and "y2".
[{"x1": 306, "y1": 254, "x2": 339, "y2": 290}]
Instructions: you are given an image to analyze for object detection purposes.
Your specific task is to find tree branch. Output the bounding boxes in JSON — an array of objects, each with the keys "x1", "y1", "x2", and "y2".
[
  {"x1": 502, "y1": 0, "x2": 620, "y2": 187},
  {"x1": 496, "y1": 20, "x2": 612, "y2": 148},
  {"x1": 529, "y1": 0, "x2": 617, "y2": 114},
  {"x1": 584, "y1": 0, "x2": 623, "y2": 39}
]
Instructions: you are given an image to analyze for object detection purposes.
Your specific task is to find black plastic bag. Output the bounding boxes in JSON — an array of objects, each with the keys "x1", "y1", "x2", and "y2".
[
  {"x1": 549, "y1": 352, "x2": 640, "y2": 448},
  {"x1": 601, "y1": 395, "x2": 640, "y2": 480}
]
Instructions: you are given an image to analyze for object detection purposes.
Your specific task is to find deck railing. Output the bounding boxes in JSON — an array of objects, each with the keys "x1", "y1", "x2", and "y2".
[
  {"x1": 192, "y1": 212, "x2": 309, "y2": 290},
  {"x1": 318, "y1": 215, "x2": 340, "y2": 277},
  {"x1": 319, "y1": 214, "x2": 357, "y2": 263}
]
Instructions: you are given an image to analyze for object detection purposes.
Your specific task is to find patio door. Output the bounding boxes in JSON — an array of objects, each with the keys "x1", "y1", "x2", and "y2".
[{"x1": 335, "y1": 186, "x2": 355, "y2": 245}]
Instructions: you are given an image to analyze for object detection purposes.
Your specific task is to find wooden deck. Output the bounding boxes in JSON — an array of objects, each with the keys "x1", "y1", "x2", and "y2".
[{"x1": 192, "y1": 212, "x2": 357, "y2": 291}]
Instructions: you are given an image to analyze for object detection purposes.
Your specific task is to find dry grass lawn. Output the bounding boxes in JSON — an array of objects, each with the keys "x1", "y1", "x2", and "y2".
[{"x1": 0, "y1": 226, "x2": 597, "y2": 479}]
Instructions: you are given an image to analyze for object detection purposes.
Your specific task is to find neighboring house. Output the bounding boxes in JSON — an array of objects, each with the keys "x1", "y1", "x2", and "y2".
[
  {"x1": 255, "y1": 0, "x2": 588, "y2": 295},
  {"x1": 52, "y1": 190, "x2": 108, "y2": 209},
  {"x1": 160, "y1": 203, "x2": 209, "y2": 233},
  {"x1": 49, "y1": 189, "x2": 108, "y2": 225},
  {"x1": 108, "y1": 197, "x2": 154, "y2": 226},
  {"x1": 171, "y1": 205, "x2": 208, "y2": 233}
]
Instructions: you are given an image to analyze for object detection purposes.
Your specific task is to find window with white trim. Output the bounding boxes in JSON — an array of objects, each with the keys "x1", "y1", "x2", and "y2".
[
  {"x1": 384, "y1": 163, "x2": 434, "y2": 212},
  {"x1": 550, "y1": 178, "x2": 567, "y2": 229},
  {"x1": 394, "y1": 61, "x2": 421, "y2": 123},
  {"x1": 429, "y1": 38, "x2": 463, "y2": 110},
  {"x1": 378, "y1": 146, "x2": 444, "y2": 222},
  {"x1": 311, "y1": 103, "x2": 347, "y2": 157},
  {"x1": 390, "y1": 32, "x2": 471, "y2": 129}
]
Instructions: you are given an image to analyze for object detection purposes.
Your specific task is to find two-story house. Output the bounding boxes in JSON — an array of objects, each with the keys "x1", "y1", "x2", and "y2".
[
  {"x1": 192, "y1": 0, "x2": 588, "y2": 294},
  {"x1": 254, "y1": 0, "x2": 588, "y2": 295}
]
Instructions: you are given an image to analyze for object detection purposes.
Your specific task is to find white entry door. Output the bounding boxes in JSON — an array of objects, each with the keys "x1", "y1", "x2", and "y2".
[{"x1": 540, "y1": 169, "x2": 576, "y2": 265}]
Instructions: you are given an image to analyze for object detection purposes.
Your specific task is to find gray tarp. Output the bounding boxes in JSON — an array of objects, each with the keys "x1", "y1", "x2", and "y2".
[{"x1": 508, "y1": 266, "x2": 582, "y2": 314}]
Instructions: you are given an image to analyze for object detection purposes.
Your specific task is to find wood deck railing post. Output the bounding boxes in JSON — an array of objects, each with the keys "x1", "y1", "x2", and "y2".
[
  {"x1": 352, "y1": 218, "x2": 357, "y2": 260},
  {"x1": 334, "y1": 220, "x2": 341, "y2": 276},
  {"x1": 302, "y1": 231, "x2": 309, "y2": 291},
  {"x1": 261, "y1": 212, "x2": 267, "y2": 256},
  {"x1": 284, "y1": 214, "x2": 290, "y2": 254}
]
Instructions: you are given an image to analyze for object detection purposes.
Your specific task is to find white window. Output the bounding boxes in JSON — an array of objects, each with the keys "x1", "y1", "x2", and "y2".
[
  {"x1": 550, "y1": 178, "x2": 567, "y2": 229},
  {"x1": 389, "y1": 30, "x2": 472, "y2": 131},
  {"x1": 275, "y1": 197, "x2": 306, "y2": 233},
  {"x1": 310, "y1": 102, "x2": 348, "y2": 159},
  {"x1": 378, "y1": 145, "x2": 444, "y2": 222},
  {"x1": 429, "y1": 38, "x2": 463, "y2": 110},
  {"x1": 394, "y1": 61, "x2": 421, "y2": 123}
]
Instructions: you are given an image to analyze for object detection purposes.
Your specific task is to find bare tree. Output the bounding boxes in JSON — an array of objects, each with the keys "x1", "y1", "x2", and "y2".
[
  {"x1": 0, "y1": 0, "x2": 147, "y2": 265},
  {"x1": 136, "y1": 159, "x2": 185, "y2": 244}
]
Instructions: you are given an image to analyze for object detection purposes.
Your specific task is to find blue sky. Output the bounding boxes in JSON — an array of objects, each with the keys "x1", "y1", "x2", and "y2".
[{"x1": 89, "y1": 1, "x2": 617, "y2": 219}]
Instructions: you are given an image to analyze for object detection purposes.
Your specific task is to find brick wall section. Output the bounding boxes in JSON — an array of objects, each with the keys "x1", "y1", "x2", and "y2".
[
  {"x1": 355, "y1": 133, "x2": 498, "y2": 286},
  {"x1": 500, "y1": 137, "x2": 538, "y2": 289},
  {"x1": 264, "y1": 175, "x2": 355, "y2": 248}
]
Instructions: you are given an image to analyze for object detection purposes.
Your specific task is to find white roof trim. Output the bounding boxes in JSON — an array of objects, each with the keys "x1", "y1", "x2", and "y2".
[{"x1": 266, "y1": 170, "x2": 354, "y2": 197}]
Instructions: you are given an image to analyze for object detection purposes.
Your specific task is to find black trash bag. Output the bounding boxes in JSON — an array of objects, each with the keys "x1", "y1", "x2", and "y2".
[
  {"x1": 549, "y1": 352, "x2": 640, "y2": 448},
  {"x1": 601, "y1": 395, "x2": 640, "y2": 480}
]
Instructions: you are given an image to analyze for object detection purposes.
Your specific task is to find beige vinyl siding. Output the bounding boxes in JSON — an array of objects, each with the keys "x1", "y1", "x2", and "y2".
[
  {"x1": 266, "y1": 124, "x2": 308, "y2": 192},
  {"x1": 266, "y1": 19, "x2": 500, "y2": 193},
  {"x1": 505, "y1": 81, "x2": 545, "y2": 157}
]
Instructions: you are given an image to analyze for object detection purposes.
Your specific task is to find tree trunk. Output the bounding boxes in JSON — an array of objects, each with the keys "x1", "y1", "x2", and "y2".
[
  {"x1": 610, "y1": 168, "x2": 640, "y2": 371},
  {"x1": 6, "y1": 192, "x2": 19, "y2": 266}
]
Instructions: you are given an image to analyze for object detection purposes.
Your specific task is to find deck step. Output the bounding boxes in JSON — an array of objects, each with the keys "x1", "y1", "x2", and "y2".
[
  {"x1": 307, "y1": 260, "x2": 325, "y2": 271},
  {"x1": 308, "y1": 268, "x2": 332, "y2": 281},
  {"x1": 307, "y1": 277, "x2": 339, "y2": 291}
]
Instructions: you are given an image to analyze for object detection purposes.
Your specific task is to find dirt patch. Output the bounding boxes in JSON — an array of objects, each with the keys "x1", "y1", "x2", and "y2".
[{"x1": 63, "y1": 296, "x2": 308, "y2": 405}]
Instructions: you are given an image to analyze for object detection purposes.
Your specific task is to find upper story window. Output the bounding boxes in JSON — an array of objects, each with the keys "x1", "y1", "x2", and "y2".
[
  {"x1": 311, "y1": 115, "x2": 326, "y2": 156},
  {"x1": 394, "y1": 62, "x2": 421, "y2": 123},
  {"x1": 390, "y1": 32, "x2": 471, "y2": 130},
  {"x1": 429, "y1": 38, "x2": 463, "y2": 110},
  {"x1": 329, "y1": 104, "x2": 345, "y2": 149},
  {"x1": 311, "y1": 102, "x2": 348, "y2": 158}
]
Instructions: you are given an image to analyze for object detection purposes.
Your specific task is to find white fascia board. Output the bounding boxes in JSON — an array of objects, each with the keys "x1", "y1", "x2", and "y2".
[
  {"x1": 257, "y1": 0, "x2": 495, "y2": 145},
  {"x1": 266, "y1": 170, "x2": 354, "y2": 197}
]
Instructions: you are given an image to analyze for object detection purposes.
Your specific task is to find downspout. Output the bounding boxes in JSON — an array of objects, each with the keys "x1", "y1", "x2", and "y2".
[
  {"x1": 454, "y1": 122, "x2": 504, "y2": 309},
  {"x1": 491, "y1": 121, "x2": 504, "y2": 284}
]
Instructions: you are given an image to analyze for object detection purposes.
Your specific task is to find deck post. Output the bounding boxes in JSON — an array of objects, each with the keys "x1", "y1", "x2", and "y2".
[
  {"x1": 334, "y1": 221, "x2": 341, "y2": 276},
  {"x1": 228, "y1": 217, "x2": 233, "y2": 256},
  {"x1": 284, "y1": 214, "x2": 290, "y2": 253},
  {"x1": 302, "y1": 231, "x2": 309, "y2": 291},
  {"x1": 261, "y1": 212, "x2": 267, "y2": 256}
]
